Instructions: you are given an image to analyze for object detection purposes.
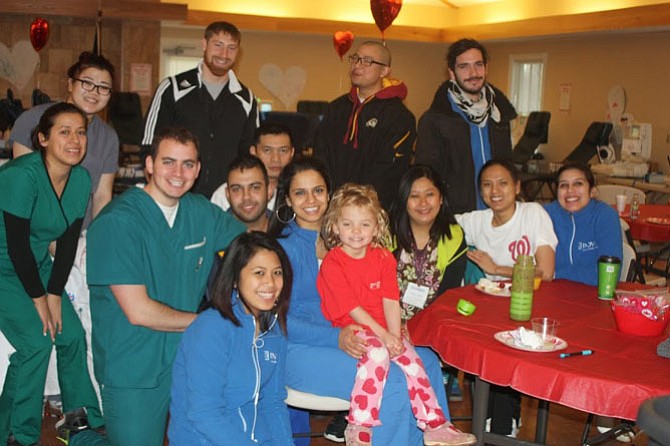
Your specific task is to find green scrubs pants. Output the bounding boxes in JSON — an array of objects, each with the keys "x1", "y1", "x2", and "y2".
[
  {"x1": 0, "y1": 293, "x2": 103, "y2": 445},
  {"x1": 70, "y1": 378, "x2": 171, "y2": 446}
]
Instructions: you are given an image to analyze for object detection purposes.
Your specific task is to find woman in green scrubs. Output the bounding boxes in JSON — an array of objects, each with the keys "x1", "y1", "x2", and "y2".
[{"x1": 0, "y1": 103, "x2": 103, "y2": 446}]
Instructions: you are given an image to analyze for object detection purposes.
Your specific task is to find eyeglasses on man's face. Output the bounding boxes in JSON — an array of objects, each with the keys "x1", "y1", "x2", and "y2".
[
  {"x1": 348, "y1": 54, "x2": 388, "y2": 68},
  {"x1": 74, "y1": 78, "x2": 112, "y2": 96}
]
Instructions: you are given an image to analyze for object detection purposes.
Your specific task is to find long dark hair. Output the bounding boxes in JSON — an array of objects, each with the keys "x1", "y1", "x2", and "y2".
[
  {"x1": 267, "y1": 155, "x2": 331, "y2": 238},
  {"x1": 209, "y1": 232, "x2": 292, "y2": 334},
  {"x1": 390, "y1": 165, "x2": 458, "y2": 253},
  {"x1": 31, "y1": 102, "x2": 87, "y2": 152}
]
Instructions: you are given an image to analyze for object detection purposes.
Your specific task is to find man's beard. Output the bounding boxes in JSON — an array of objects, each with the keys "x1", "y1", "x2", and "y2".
[
  {"x1": 456, "y1": 76, "x2": 485, "y2": 97},
  {"x1": 205, "y1": 56, "x2": 231, "y2": 77}
]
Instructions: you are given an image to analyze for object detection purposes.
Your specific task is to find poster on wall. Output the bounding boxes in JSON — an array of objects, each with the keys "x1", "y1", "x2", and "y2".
[
  {"x1": 559, "y1": 83, "x2": 571, "y2": 111},
  {"x1": 130, "y1": 63, "x2": 152, "y2": 96}
]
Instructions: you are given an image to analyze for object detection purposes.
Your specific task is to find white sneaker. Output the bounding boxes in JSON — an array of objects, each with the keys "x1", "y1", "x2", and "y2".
[
  {"x1": 596, "y1": 426, "x2": 634, "y2": 443},
  {"x1": 484, "y1": 418, "x2": 520, "y2": 438}
]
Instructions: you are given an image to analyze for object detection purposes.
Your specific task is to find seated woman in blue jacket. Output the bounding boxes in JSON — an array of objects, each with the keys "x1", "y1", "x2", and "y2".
[
  {"x1": 267, "y1": 157, "x2": 451, "y2": 446},
  {"x1": 169, "y1": 231, "x2": 294, "y2": 446},
  {"x1": 544, "y1": 162, "x2": 622, "y2": 286}
]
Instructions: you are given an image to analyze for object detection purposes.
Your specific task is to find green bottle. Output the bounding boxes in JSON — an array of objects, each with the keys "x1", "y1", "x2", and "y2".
[{"x1": 509, "y1": 255, "x2": 535, "y2": 321}]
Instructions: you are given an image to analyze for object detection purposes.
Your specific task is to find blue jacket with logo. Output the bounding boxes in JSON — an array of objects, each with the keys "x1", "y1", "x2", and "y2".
[
  {"x1": 169, "y1": 299, "x2": 292, "y2": 446},
  {"x1": 545, "y1": 199, "x2": 622, "y2": 286}
]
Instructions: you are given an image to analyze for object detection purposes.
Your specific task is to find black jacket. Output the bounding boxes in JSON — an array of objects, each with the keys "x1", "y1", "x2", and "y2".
[
  {"x1": 141, "y1": 64, "x2": 258, "y2": 198},
  {"x1": 314, "y1": 80, "x2": 415, "y2": 210},
  {"x1": 415, "y1": 82, "x2": 517, "y2": 213}
]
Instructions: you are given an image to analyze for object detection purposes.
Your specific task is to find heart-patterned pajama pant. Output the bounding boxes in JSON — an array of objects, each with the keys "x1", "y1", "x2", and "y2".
[{"x1": 346, "y1": 329, "x2": 447, "y2": 430}]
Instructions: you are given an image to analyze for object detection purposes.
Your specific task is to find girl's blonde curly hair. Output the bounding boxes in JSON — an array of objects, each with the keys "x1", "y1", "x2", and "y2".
[{"x1": 321, "y1": 183, "x2": 391, "y2": 250}]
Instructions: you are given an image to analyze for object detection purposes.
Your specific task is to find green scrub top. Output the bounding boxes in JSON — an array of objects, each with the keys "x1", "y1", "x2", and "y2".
[
  {"x1": 0, "y1": 152, "x2": 90, "y2": 292},
  {"x1": 87, "y1": 188, "x2": 245, "y2": 388}
]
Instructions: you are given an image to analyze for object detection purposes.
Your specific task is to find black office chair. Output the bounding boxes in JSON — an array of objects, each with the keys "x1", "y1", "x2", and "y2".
[
  {"x1": 511, "y1": 111, "x2": 551, "y2": 165},
  {"x1": 260, "y1": 111, "x2": 313, "y2": 153},
  {"x1": 108, "y1": 92, "x2": 146, "y2": 193},
  {"x1": 638, "y1": 393, "x2": 670, "y2": 445},
  {"x1": 108, "y1": 92, "x2": 144, "y2": 147},
  {"x1": 564, "y1": 122, "x2": 613, "y2": 164},
  {"x1": 297, "y1": 100, "x2": 329, "y2": 117}
]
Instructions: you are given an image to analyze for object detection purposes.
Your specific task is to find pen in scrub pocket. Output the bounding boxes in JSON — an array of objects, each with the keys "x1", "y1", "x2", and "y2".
[{"x1": 559, "y1": 349, "x2": 594, "y2": 358}]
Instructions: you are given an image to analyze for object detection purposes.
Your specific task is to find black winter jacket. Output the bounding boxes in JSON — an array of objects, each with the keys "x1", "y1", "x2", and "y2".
[
  {"x1": 414, "y1": 82, "x2": 517, "y2": 213},
  {"x1": 314, "y1": 80, "x2": 415, "y2": 210}
]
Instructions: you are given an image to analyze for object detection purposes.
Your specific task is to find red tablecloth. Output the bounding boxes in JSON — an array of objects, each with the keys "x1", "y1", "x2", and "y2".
[
  {"x1": 621, "y1": 204, "x2": 670, "y2": 242},
  {"x1": 408, "y1": 280, "x2": 670, "y2": 421}
]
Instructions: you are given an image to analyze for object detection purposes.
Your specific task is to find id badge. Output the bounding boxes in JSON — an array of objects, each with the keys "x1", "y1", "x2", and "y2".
[{"x1": 401, "y1": 282, "x2": 430, "y2": 308}]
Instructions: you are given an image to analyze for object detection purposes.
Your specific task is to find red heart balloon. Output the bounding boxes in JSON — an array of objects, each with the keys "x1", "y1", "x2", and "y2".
[
  {"x1": 370, "y1": 0, "x2": 403, "y2": 34},
  {"x1": 333, "y1": 31, "x2": 354, "y2": 60},
  {"x1": 30, "y1": 17, "x2": 50, "y2": 52}
]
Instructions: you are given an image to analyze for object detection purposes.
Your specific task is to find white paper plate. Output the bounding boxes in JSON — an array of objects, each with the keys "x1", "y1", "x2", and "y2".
[
  {"x1": 494, "y1": 330, "x2": 568, "y2": 352},
  {"x1": 475, "y1": 282, "x2": 512, "y2": 297}
]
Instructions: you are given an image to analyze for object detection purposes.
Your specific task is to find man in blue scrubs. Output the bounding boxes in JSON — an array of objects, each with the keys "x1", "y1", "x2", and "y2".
[{"x1": 69, "y1": 127, "x2": 245, "y2": 446}]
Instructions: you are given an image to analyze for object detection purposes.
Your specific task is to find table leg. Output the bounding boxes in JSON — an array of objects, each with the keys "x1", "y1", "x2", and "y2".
[
  {"x1": 535, "y1": 399, "x2": 550, "y2": 443},
  {"x1": 472, "y1": 377, "x2": 489, "y2": 446}
]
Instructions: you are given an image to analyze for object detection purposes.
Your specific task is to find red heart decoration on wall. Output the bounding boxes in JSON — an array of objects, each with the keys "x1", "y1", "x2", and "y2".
[
  {"x1": 370, "y1": 0, "x2": 403, "y2": 34},
  {"x1": 30, "y1": 17, "x2": 50, "y2": 52},
  {"x1": 333, "y1": 31, "x2": 354, "y2": 60}
]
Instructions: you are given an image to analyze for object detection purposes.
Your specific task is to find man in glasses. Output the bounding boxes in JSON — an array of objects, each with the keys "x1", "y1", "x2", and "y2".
[
  {"x1": 142, "y1": 21, "x2": 258, "y2": 199},
  {"x1": 313, "y1": 41, "x2": 414, "y2": 211},
  {"x1": 414, "y1": 38, "x2": 517, "y2": 214}
]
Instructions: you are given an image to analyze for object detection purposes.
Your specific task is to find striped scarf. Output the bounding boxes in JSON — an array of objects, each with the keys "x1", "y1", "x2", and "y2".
[{"x1": 447, "y1": 80, "x2": 501, "y2": 127}]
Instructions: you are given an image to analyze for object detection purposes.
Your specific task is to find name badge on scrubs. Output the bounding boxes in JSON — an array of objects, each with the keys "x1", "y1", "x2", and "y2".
[{"x1": 401, "y1": 282, "x2": 430, "y2": 308}]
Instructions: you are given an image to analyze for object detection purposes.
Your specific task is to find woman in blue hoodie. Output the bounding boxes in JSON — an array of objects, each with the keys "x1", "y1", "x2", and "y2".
[
  {"x1": 267, "y1": 157, "x2": 451, "y2": 445},
  {"x1": 545, "y1": 162, "x2": 622, "y2": 286},
  {"x1": 169, "y1": 231, "x2": 294, "y2": 446}
]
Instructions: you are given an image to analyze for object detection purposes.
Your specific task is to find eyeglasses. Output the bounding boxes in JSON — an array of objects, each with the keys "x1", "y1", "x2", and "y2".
[
  {"x1": 74, "y1": 78, "x2": 112, "y2": 96},
  {"x1": 348, "y1": 54, "x2": 388, "y2": 68}
]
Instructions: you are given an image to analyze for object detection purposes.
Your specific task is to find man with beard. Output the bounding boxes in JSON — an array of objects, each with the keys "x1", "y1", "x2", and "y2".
[
  {"x1": 313, "y1": 41, "x2": 415, "y2": 211},
  {"x1": 414, "y1": 39, "x2": 519, "y2": 439},
  {"x1": 224, "y1": 154, "x2": 272, "y2": 232},
  {"x1": 414, "y1": 38, "x2": 517, "y2": 214},
  {"x1": 142, "y1": 21, "x2": 258, "y2": 198}
]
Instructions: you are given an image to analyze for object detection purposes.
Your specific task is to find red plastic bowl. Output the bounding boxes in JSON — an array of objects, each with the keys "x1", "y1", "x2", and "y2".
[{"x1": 611, "y1": 303, "x2": 670, "y2": 336}]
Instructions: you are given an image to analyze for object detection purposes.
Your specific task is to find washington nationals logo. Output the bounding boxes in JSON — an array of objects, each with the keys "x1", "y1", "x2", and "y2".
[{"x1": 508, "y1": 235, "x2": 531, "y2": 261}]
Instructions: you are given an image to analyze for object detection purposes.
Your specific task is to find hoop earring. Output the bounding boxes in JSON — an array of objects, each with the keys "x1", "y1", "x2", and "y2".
[{"x1": 274, "y1": 204, "x2": 296, "y2": 224}]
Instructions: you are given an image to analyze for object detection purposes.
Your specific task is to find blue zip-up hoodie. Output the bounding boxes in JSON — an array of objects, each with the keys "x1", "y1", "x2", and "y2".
[
  {"x1": 279, "y1": 222, "x2": 341, "y2": 346},
  {"x1": 545, "y1": 199, "x2": 623, "y2": 286},
  {"x1": 169, "y1": 297, "x2": 293, "y2": 446}
]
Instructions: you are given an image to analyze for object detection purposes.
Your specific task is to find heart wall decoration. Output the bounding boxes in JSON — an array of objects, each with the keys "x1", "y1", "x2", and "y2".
[
  {"x1": 0, "y1": 41, "x2": 40, "y2": 91},
  {"x1": 258, "y1": 63, "x2": 307, "y2": 109}
]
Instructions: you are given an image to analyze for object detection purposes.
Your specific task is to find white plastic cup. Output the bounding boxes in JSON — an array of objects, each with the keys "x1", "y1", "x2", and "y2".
[{"x1": 615, "y1": 194, "x2": 627, "y2": 214}]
